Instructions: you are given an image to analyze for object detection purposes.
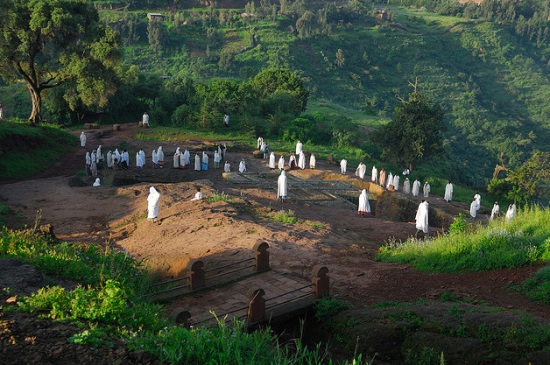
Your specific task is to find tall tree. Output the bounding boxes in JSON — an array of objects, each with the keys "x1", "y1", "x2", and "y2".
[
  {"x1": 371, "y1": 87, "x2": 446, "y2": 171},
  {"x1": 0, "y1": 0, "x2": 120, "y2": 124}
]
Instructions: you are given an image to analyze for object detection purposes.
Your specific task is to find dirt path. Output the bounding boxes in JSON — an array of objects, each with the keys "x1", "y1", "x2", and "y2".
[{"x1": 1, "y1": 122, "x2": 548, "y2": 322}]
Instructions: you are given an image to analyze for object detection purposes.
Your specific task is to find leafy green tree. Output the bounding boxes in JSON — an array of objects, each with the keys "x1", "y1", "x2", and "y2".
[
  {"x1": 508, "y1": 151, "x2": 550, "y2": 203},
  {"x1": 250, "y1": 68, "x2": 309, "y2": 117},
  {"x1": 0, "y1": 0, "x2": 120, "y2": 124},
  {"x1": 371, "y1": 91, "x2": 445, "y2": 171}
]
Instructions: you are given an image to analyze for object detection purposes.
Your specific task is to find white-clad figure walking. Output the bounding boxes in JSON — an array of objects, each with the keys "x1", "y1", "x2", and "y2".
[{"x1": 277, "y1": 170, "x2": 288, "y2": 202}]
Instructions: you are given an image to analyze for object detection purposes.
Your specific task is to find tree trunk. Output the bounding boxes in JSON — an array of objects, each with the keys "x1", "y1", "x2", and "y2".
[{"x1": 27, "y1": 85, "x2": 43, "y2": 126}]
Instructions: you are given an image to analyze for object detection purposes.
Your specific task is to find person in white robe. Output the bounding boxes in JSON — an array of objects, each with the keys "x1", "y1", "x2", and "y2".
[
  {"x1": 309, "y1": 153, "x2": 316, "y2": 169},
  {"x1": 277, "y1": 170, "x2": 288, "y2": 202},
  {"x1": 179, "y1": 152, "x2": 186, "y2": 169},
  {"x1": 403, "y1": 178, "x2": 411, "y2": 194},
  {"x1": 298, "y1": 151, "x2": 306, "y2": 170},
  {"x1": 415, "y1": 200, "x2": 429, "y2": 236},
  {"x1": 182, "y1": 149, "x2": 190, "y2": 166},
  {"x1": 474, "y1": 193, "x2": 481, "y2": 211},
  {"x1": 191, "y1": 187, "x2": 203, "y2": 201},
  {"x1": 393, "y1": 174, "x2": 400, "y2": 191},
  {"x1": 412, "y1": 179, "x2": 420, "y2": 197},
  {"x1": 269, "y1": 152, "x2": 276, "y2": 169},
  {"x1": 490, "y1": 202, "x2": 500, "y2": 220},
  {"x1": 194, "y1": 154, "x2": 201, "y2": 171},
  {"x1": 157, "y1": 146, "x2": 164, "y2": 166},
  {"x1": 386, "y1": 172, "x2": 393, "y2": 189},
  {"x1": 217, "y1": 145, "x2": 222, "y2": 160},
  {"x1": 142, "y1": 112, "x2": 149, "y2": 127},
  {"x1": 357, "y1": 189, "x2": 371, "y2": 216},
  {"x1": 239, "y1": 159, "x2": 246, "y2": 173},
  {"x1": 379, "y1": 168, "x2": 387, "y2": 187},
  {"x1": 113, "y1": 149, "x2": 121, "y2": 167},
  {"x1": 93, "y1": 178, "x2": 101, "y2": 187},
  {"x1": 506, "y1": 204, "x2": 516, "y2": 221},
  {"x1": 288, "y1": 153, "x2": 297, "y2": 169},
  {"x1": 423, "y1": 182, "x2": 431, "y2": 197},
  {"x1": 340, "y1": 158, "x2": 347, "y2": 174},
  {"x1": 224, "y1": 161, "x2": 231, "y2": 172},
  {"x1": 371, "y1": 166, "x2": 378, "y2": 183},
  {"x1": 257, "y1": 136, "x2": 263, "y2": 150},
  {"x1": 147, "y1": 187, "x2": 160, "y2": 222},
  {"x1": 202, "y1": 152, "x2": 209, "y2": 170},
  {"x1": 295, "y1": 141, "x2": 303, "y2": 155},
  {"x1": 278, "y1": 155, "x2": 285, "y2": 171},
  {"x1": 80, "y1": 132, "x2": 87, "y2": 148},
  {"x1": 173, "y1": 148, "x2": 181, "y2": 168},
  {"x1": 470, "y1": 198, "x2": 477, "y2": 219},
  {"x1": 96, "y1": 145, "x2": 102, "y2": 163},
  {"x1": 444, "y1": 181, "x2": 453, "y2": 202},
  {"x1": 90, "y1": 160, "x2": 97, "y2": 177},
  {"x1": 122, "y1": 150, "x2": 130, "y2": 168},
  {"x1": 136, "y1": 151, "x2": 144, "y2": 173},
  {"x1": 214, "y1": 151, "x2": 221, "y2": 168},
  {"x1": 139, "y1": 149, "x2": 146, "y2": 166},
  {"x1": 85, "y1": 152, "x2": 91, "y2": 175},
  {"x1": 106, "y1": 151, "x2": 113, "y2": 168},
  {"x1": 355, "y1": 162, "x2": 366, "y2": 179},
  {"x1": 152, "y1": 150, "x2": 158, "y2": 169},
  {"x1": 261, "y1": 141, "x2": 268, "y2": 159},
  {"x1": 91, "y1": 150, "x2": 97, "y2": 168},
  {"x1": 222, "y1": 143, "x2": 227, "y2": 160}
]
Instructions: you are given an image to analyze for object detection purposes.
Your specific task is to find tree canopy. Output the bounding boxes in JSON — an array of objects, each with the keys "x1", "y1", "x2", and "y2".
[
  {"x1": 0, "y1": 0, "x2": 121, "y2": 123},
  {"x1": 371, "y1": 91, "x2": 446, "y2": 171}
]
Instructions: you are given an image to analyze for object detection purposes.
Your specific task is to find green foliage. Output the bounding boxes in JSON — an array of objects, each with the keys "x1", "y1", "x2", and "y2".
[
  {"x1": 270, "y1": 209, "x2": 298, "y2": 224},
  {"x1": 314, "y1": 298, "x2": 347, "y2": 323},
  {"x1": 0, "y1": 121, "x2": 77, "y2": 179},
  {"x1": 0, "y1": 0, "x2": 121, "y2": 122},
  {"x1": 448, "y1": 213, "x2": 468, "y2": 234},
  {"x1": 204, "y1": 192, "x2": 232, "y2": 203},
  {"x1": 377, "y1": 206, "x2": 550, "y2": 272},
  {"x1": 520, "y1": 265, "x2": 550, "y2": 304},
  {"x1": 371, "y1": 92, "x2": 445, "y2": 170}
]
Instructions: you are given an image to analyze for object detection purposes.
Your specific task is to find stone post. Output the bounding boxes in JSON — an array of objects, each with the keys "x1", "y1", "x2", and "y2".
[
  {"x1": 170, "y1": 308, "x2": 191, "y2": 329},
  {"x1": 253, "y1": 241, "x2": 270, "y2": 273},
  {"x1": 312, "y1": 265, "x2": 329, "y2": 298},
  {"x1": 187, "y1": 259, "x2": 205, "y2": 290},
  {"x1": 247, "y1": 288, "x2": 265, "y2": 323}
]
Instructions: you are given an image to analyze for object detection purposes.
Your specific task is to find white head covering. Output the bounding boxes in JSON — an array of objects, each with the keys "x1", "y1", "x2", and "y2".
[{"x1": 93, "y1": 178, "x2": 100, "y2": 187}]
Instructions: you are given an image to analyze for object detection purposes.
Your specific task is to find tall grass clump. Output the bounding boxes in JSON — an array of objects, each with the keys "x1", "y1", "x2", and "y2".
[
  {"x1": 271, "y1": 209, "x2": 298, "y2": 224},
  {"x1": 520, "y1": 265, "x2": 550, "y2": 304},
  {"x1": 377, "y1": 206, "x2": 550, "y2": 273}
]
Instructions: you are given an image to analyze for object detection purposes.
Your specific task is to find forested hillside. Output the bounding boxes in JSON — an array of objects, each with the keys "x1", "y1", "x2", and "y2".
[{"x1": 1, "y1": 0, "x2": 549, "y2": 190}]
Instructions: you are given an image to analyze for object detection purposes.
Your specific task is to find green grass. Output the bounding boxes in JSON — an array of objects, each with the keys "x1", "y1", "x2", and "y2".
[
  {"x1": 269, "y1": 209, "x2": 298, "y2": 224},
  {"x1": 519, "y1": 265, "x2": 550, "y2": 304},
  {"x1": 204, "y1": 191, "x2": 232, "y2": 203},
  {"x1": 0, "y1": 120, "x2": 77, "y2": 180},
  {"x1": 377, "y1": 206, "x2": 550, "y2": 273}
]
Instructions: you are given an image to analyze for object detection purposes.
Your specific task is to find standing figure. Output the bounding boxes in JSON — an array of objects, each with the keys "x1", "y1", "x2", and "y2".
[
  {"x1": 157, "y1": 146, "x2": 164, "y2": 166},
  {"x1": 393, "y1": 174, "x2": 400, "y2": 191},
  {"x1": 412, "y1": 179, "x2": 421, "y2": 197},
  {"x1": 490, "y1": 202, "x2": 500, "y2": 220},
  {"x1": 214, "y1": 151, "x2": 221, "y2": 168},
  {"x1": 139, "y1": 149, "x2": 146, "y2": 166},
  {"x1": 506, "y1": 204, "x2": 516, "y2": 221},
  {"x1": 80, "y1": 132, "x2": 87, "y2": 148},
  {"x1": 415, "y1": 200, "x2": 429, "y2": 236},
  {"x1": 194, "y1": 154, "x2": 201, "y2": 171},
  {"x1": 202, "y1": 151, "x2": 209, "y2": 170},
  {"x1": 295, "y1": 140, "x2": 303, "y2": 155},
  {"x1": 224, "y1": 161, "x2": 231, "y2": 172},
  {"x1": 142, "y1": 112, "x2": 149, "y2": 127},
  {"x1": 423, "y1": 182, "x2": 431, "y2": 198},
  {"x1": 182, "y1": 149, "x2": 190, "y2": 166},
  {"x1": 340, "y1": 158, "x2": 347, "y2": 174},
  {"x1": 357, "y1": 189, "x2": 371, "y2": 216},
  {"x1": 386, "y1": 172, "x2": 393, "y2": 189},
  {"x1": 223, "y1": 114, "x2": 230, "y2": 127},
  {"x1": 355, "y1": 162, "x2": 366, "y2": 179},
  {"x1": 379, "y1": 168, "x2": 387, "y2": 187},
  {"x1": 222, "y1": 143, "x2": 227, "y2": 160},
  {"x1": 444, "y1": 181, "x2": 453, "y2": 202},
  {"x1": 298, "y1": 151, "x2": 306, "y2": 170},
  {"x1": 403, "y1": 178, "x2": 411, "y2": 194},
  {"x1": 122, "y1": 150, "x2": 130, "y2": 169},
  {"x1": 0, "y1": 104, "x2": 3, "y2": 119},
  {"x1": 263, "y1": 142, "x2": 270, "y2": 159},
  {"x1": 152, "y1": 150, "x2": 158, "y2": 169},
  {"x1": 278, "y1": 155, "x2": 285, "y2": 171},
  {"x1": 257, "y1": 136, "x2": 264, "y2": 150},
  {"x1": 136, "y1": 151, "x2": 144, "y2": 173},
  {"x1": 277, "y1": 170, "x2": 288, "y2": 202},
  {"x1": 147, "y1": 187, "x2": 160, "y2": 222},
  {"x1": 85, "y1": 152, "x2": 91, "y2": 176},
  {"x1": 470, "y1": 198, "x2": 478, "y2": 219},
  {"x1": 474, "y1": 192, "x2": 481, "y2": 211},
  {"x1": 90, "y1": 159, "x2": 98, "y2": 177},
  {"x1": 288, "y1": 153, "x2": 297, "y2": 169},
  {"x1": 106, "y1": 150, "x2": 113, "y2": 168},
  {"x1": 269, "y1": 152, "x2": 276, "y2": 169},
  {"x1": 239, "y1": 159, "x2": 246, "y2": 173},
  {"x1": 173, "y1": 148, "x2": 181, "y2": 168},
  {"x1": 309, "y1": 153, "x2": 316, "y2": 169},
  {"x1": 371, "y1": 165, "x2": 378, "y2": 183}
]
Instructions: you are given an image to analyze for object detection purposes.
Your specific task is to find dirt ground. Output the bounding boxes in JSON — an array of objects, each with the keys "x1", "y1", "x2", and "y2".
[{"x1": 0, "y1": 123, "x2": 548, "y2": 363}]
